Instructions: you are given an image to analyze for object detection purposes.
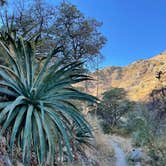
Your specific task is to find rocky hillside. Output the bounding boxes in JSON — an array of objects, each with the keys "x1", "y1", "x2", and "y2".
[{"x1": 84, "y1": 51, "x2": 166, "y2": 101}]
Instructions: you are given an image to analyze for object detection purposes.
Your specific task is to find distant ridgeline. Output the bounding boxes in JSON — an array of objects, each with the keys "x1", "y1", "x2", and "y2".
[{"x1": 81, "y1": 51, "x2": 166, "y2": 101}]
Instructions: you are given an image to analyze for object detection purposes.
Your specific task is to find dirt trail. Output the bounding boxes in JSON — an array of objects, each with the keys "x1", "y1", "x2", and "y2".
[
  {"x1": 105, "y1": 135, "x2": 133, "y2": 166},
  {"x1": 109, "y1": 140, "x2": 128, "y2": 166}
]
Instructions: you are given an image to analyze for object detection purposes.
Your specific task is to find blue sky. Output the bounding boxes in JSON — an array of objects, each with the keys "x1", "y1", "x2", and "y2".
[{"x1": 52, "y1": 0, "x2": 166, "y2": 68}]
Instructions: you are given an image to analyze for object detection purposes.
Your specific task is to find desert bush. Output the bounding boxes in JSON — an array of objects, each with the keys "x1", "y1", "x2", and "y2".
[
  {"x1": 125, "y1": 105, "x2": 154, "y2": 146},
  {"x1": 124, "y1": 104, "x2": 166, "y2": 165}
]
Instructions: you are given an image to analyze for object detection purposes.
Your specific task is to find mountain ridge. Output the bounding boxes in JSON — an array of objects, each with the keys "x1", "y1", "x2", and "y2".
[{"x1": 84, "y1": 51, "x2": 166, "y2": 101}]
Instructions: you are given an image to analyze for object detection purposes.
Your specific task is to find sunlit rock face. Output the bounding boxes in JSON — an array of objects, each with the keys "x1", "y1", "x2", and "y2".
[{"x1": 80, "y1": 51, "x2": 166, "y2": 101}]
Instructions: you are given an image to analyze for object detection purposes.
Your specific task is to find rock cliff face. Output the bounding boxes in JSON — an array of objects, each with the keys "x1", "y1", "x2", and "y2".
[{"x1": 85, "y1": 51, "x2": 166, "y2": 101}]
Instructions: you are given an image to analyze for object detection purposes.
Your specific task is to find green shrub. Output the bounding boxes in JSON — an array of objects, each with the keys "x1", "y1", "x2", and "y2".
[
  {"x1": 100, "y1": 121, "x2": 112, "y2": 134},
  {"x1": 93, "y1": 88, "x2": 134, "y2": 131},
  {"x1": 132, "y1": 129, "x2": 152, "y2": 147},
  {"x1": 125, "y1": 104, "x2": 166, "y2": 165},
  {"x1": 160, "y1": 62, "x2": 165, "y2": 65},
  {"x1": 146, "y1": 140, "x2": 166, "y2": 166}
]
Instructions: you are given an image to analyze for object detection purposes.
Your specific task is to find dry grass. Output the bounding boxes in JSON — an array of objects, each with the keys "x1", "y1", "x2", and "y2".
[
  {"x1": 71, "y1": 116, "x2": 116, "y2": 166},
  {"x1": 109, "y1": 135, "x2": 132, "y2": 153},
  {"x1": 94, "y1": 133, "x2": 116, "y2": 166},
  {"x1": 87, "y1": 116, "x2": 116, "y2": 166}
]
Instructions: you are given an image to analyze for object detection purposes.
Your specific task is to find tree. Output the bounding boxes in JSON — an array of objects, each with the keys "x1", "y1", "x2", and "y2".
[
  {"x1": 0, "y1": 0, "x2": 106, "y2": 67},
  {"x1": 94, "y1": 88, "x2": 134, "y2": 130},
  {"x1": 51, "y1": 2, "x2": 106, "y2": 64}
]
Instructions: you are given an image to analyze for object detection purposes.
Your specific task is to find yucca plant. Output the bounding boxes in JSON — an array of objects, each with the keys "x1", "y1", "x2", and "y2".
[{"x1": 0, "y1": 34, "x2": 97, "y2": 165}]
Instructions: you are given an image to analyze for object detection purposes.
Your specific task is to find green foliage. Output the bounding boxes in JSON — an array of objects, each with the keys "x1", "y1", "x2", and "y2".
[
  {"x1": 0, "y1": 0, "x2": 106, "y2": 66},
  {"x1": 160, "y1": 61, "x2": 165, "y2": 65},
  {"x1": 0, "y1": 33, "x2": 97, "y2": 165},
  {"x1": 124, "y1": 104, "x2": 166, "y2": 165},
  {"x1": 94, "y1": 88, "x2": 134, "y2": 133},
  {"x1": 124, "y1": 105, "x2": 154, "y2": 146},
  {"x1": 102, "y1": 88, "x2": 126, "y2": 101},
  {"x1": 100, "y1": 121, "x2": 112, "y2": 134},
  {"x1": 144, "y1": 140, "x2": 166, "y2": 166}
]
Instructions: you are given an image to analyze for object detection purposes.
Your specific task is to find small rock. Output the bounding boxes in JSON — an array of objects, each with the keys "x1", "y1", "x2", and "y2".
[
  {"x1": 128, "y1": 148, "x2": 152, "y2": 164},
  {"x1": 128, "y1": 148, "x2": 144, "y2": 162}
]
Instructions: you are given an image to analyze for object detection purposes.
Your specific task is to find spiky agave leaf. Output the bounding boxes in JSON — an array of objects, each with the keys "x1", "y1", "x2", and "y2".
[
  {"x1": 71, "y1": 122, "x2": 95, "y2": 158},
  {"x1": 0, "y1": 34, "x2": 97, "y2": 165}
]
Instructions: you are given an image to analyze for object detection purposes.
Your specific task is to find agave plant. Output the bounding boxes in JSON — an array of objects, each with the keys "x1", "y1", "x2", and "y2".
[
  {"x1": 0, "y1": 34, "x2": 97, "y2": 165},
  {"x1": 70, "y1": 122, "x2": 95, "y2": 160}
]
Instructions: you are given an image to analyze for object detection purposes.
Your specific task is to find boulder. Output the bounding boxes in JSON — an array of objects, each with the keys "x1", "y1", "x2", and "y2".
[
  {"x1": 128, "y1": 148, "x2": 144, "y2": 162},
  {"x1": 128, "y1": 148, "x2": 152, "y2": 164}
]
